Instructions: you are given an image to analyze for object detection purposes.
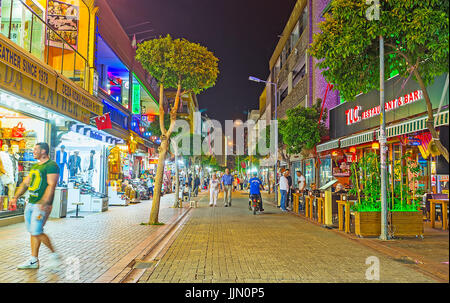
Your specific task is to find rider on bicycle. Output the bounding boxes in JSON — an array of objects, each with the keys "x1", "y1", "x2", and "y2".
[{"x1": 249, "y1": 172, "x2": 264, "y2": 211}]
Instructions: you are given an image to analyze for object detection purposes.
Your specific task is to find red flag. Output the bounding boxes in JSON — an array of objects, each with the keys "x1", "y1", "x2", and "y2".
[{"x1": 95, "y1": 113, "x2": 112, "y2": 130}]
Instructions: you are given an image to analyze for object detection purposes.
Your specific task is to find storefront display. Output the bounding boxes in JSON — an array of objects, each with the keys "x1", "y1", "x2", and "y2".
[
  {"x1": 319, "y1": 156, "x2": 333, "y2": 187},
  {"x1": 0, "y1": 106, "x2": 46, "y2": 218},
  {"x1": 303, "y1": 158, "x2": 315, "y2": 189}
]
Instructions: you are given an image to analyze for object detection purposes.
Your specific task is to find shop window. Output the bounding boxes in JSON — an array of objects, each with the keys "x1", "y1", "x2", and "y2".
[
  {"x1": 303, "y1": 158, "x2": 315, "y2": 189},
  {"x1": 0, "y1": 106, "x2": 46, "y2": 219},
  {"x1": 319, "y1": 156, "x2": 332, "y2": 187}
]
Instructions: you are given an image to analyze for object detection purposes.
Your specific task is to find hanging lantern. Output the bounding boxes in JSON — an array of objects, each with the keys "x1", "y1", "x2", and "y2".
[
  {"x1": 372, "y1": 142, "x2": 380, "y2": 150},
  {"x1": 331, "y1": 150, "x2": 339, "y2": 157},
  {"x1": 349, "y1": 146, "x2": 357, "y2": 154}
]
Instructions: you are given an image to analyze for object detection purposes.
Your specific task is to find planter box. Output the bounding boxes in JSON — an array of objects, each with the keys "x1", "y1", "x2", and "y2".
[
  {"x1": 390, "y1": 211, "x2": 424, "y2": 237},
  {"x1": 355, "y1": 212, "x2": 381, "y2": 237}
]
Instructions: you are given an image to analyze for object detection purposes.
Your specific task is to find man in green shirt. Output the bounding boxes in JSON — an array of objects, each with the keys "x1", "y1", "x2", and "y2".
[{"x1": 11, "y1": 143, "x2": 61, "y2": 270}]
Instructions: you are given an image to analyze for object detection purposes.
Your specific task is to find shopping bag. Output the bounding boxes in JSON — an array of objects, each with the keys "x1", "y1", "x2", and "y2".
[{"x1": 11, "y1": 122, "x2": 26, "y2": 138}]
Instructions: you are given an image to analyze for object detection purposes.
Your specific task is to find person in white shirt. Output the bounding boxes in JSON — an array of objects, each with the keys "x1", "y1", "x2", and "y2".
[
  {"x1": 209, "y1": 174, "x2": 221, "y2": 207},
  {"x1": 279, "y1": 171, "x2": 289, "y2": 212},
  {"x1": 296, "y1": 170, "x2": 306, "y2": 192}
]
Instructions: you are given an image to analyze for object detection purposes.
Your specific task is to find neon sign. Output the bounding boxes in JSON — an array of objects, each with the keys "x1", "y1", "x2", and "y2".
[{"x1": 345, "y1": 90, "x2": 423, "y2": 125}]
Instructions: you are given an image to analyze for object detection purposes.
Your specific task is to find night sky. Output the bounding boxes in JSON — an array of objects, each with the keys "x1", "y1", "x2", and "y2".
[{"x1": 108, "y1": 0, "x2": 297, "y2": 125}]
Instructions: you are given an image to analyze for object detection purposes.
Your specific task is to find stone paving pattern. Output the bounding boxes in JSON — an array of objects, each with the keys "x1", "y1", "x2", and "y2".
[
  {"x1": 0, "y1": 194, "x2": 182, "y2": 283},
  {"x1": 139, "y1": 191, "x2": 437, "y2": 283}
]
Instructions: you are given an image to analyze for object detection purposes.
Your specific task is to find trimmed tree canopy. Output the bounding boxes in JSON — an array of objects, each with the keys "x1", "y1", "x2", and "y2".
[
  {"x1": 309, "y1": 0, "x2": 449, "y2": 102},
  {"x1": 136, "y1": 35, "x2": 219, "y2": 94}
]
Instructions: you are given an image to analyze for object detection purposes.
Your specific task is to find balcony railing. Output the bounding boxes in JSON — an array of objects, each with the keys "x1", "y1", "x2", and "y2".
[{"x1": 1, "y1": 0, "x2": 89, "y2": 91}]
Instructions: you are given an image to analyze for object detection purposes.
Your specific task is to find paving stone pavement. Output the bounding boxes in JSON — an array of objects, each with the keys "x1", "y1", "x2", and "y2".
[
  {"x1": 0, "y1": 194, "x2": 184, "y2": 283},
  {"x1": 138, "y1": 191, "x2": 438, "y2": 283}
]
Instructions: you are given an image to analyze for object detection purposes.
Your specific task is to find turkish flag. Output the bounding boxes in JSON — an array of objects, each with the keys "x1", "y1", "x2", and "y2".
[{"x1": 95, "y1": 113, "x2": 112, "y2": 130}]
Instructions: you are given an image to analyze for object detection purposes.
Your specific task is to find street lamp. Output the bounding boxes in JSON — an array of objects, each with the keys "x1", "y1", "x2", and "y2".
[{"x1": 249, "y1": 76, "x2": 279, "y2": 205}]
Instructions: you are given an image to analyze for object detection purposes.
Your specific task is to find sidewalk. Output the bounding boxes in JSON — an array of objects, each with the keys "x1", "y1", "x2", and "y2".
[
  {"x1": 261, "y1": 191, "x2": 449, "y2": 282},
  {"x1": 138, "y1": 191, "x2": 439, "y2": 283},
  {"x1": 0, "y1": 194, "x2": 187, "y2": 283}
]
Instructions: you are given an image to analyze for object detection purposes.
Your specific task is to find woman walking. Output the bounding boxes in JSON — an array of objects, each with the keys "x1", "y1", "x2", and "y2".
[{"x1": 209, "y1": 174, "x2": 221, "y2": 207}]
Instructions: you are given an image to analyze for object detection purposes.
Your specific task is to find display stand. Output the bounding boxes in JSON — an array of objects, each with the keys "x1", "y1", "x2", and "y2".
[
  {"x1": 79, "y1": 194, "x2": 92, "y2": 212},
  {"x1": 319, "y1": 179, "x2": 338, "y2": 227},
  {"x1": 108, "y1": 186, "x2": 128, "y2": 206}
]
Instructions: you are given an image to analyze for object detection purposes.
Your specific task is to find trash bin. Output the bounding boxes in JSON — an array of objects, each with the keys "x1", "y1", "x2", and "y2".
[{"x1": 50, "y1": 188, "x2": 68, "y2": 218}]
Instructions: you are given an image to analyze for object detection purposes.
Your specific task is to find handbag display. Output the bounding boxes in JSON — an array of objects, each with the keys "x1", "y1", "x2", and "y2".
[
  {"x1": 11, "y1": 122, "x2": 26, "y2": 138},
  {"x1": 2, "y1": 128, "x2": 13, "y2": 138}
]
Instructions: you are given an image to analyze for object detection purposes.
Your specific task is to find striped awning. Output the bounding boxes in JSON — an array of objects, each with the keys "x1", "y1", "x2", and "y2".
[
  {"x1": 340, "y1": 131, "x2": 378, "y2": 148},
  {"x1": 316, "y1": 139, "x2": 340, "y2": 153},
  {"x1": 380, "y1": 110, "x2": 449, "y2": 138}
]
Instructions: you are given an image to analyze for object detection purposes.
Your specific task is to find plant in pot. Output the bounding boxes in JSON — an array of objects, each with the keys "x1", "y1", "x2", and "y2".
[
  {"x1": 349, "y1": 152, "x2": 382, "y2": 237},
  {"x1": 388, "y1": 152, "x2": 424, "y2": 238}
]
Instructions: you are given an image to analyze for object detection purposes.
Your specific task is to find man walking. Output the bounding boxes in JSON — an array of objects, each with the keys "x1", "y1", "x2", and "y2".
[
  {"x1": 10, "y1": 143, "x2": 61, "y2": 269},
  {"x1": 193, "y1": 175, "x2": 200, "y2": 197},
  {"x1": 279, "y1": 170, "x2": 289, "y2": 212},
  {"x1": 221, "y1": 168, "x2": 233, "y2": 207},
  {"x1": 285, "y1": 169, "x2": 293, "y2": 209}
]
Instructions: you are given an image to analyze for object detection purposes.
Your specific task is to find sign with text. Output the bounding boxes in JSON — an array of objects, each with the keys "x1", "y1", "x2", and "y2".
[
  {"x1": 0, "y1": 62, "x2": 91, "y2": 124},
  {"x1": 57, "y1": 76, "x2": 103, "y2": 116},
  {"x1": 0, "y1": 34, "x2": 57, "y2": 90},
  {"x1": 329, "y1": 74, "x2": 449, "y2": 139}
]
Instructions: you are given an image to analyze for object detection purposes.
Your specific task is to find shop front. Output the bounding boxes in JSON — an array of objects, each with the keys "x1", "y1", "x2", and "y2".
[
  {"x1": 0, "y1": 32, "x2": 103, "y2": 223},
  {"x1": 318, "y1": 73, "x2": 449, "y2": 194}
]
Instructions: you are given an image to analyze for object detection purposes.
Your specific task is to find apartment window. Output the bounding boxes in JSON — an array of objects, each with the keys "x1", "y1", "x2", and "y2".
[
  {"x1": 274, "y1": 57, "x2": 281, "y2": 77},
  {"x1": 292, "y1": 61, "x2": 306, "y2": 87},
  {"x1": 279, "y1": 80, "x2": 289, "y2": 103},
  {"x1": 290, "y1": 21, "x2": 300, "y2": 50}
]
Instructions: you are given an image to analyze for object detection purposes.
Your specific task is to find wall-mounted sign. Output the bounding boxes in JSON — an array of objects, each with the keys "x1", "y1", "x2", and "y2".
[
  {"x1": 329, "y1": 74, "x2": 448, "y2": 139},
  {"x1": 47, "y1": 0, "x2": 80, "y2": 50},
  {"x1": 345, "y1": 90, "x2": 423, "y2": 125},
  {"x1": 132, "y1": 83, "x2": 141, "y2": 114}
]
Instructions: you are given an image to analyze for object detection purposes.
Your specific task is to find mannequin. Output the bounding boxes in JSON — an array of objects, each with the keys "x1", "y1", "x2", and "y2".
[
  {"x1": 56, "y1": 145, "x2": 68, "y2": 185},
  {"x1": 0, "y1": 145, "x2": 14, "y2": 210},
  {"x1": 83, "y1": 150, "x2": 97, "y2": 186},
  {"x1": 68, "y1": 150, "x2": 81, "y2": 179}
]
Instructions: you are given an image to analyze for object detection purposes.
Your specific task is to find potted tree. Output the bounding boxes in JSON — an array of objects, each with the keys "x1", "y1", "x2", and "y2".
[
  {"x1": 350, "y1": 152, "x2": 382, "y2": 237},
  {"x1": 388, "y1": 152, "x2": 424, "y2": 238}
]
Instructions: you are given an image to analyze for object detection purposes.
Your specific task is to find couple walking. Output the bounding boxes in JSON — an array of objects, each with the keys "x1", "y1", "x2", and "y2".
[{"x1": 209, "y1": 168, "x2": 233, "y2": 207}]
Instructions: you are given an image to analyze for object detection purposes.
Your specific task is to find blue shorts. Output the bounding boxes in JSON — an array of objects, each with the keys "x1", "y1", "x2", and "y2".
[{"x1": 24, "y1": 203, "x2": 51, "y2": 236}]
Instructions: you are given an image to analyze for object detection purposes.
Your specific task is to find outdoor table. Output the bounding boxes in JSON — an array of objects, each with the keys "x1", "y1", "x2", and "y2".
[
  {"x1": 293, "y1": 193, "x2": 301, "y2": 214},
  {"x1": 429, "y1": 199, "x2": 449, "y2": 231},
  {"x1": 337, "y1": 200, "x2": 356, "y2": 233}
]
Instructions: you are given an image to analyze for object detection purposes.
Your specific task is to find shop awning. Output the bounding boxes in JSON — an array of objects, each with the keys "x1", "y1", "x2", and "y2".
[
  {"x1": 340, "y1": 130, "x2": 378, "y2": 148},
  {"x1": 316, "y1": 139, "x2": 340, "y2": 153},
  {"x1": 381, "y1": 110, "x2": 449, "y2": 138}
]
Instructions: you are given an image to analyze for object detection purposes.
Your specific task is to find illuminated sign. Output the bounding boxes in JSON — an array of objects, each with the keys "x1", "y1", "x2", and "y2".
[
  {"x1": 132, "y1": 83, "x2": 141, "y2": 114},
  {"x1": 345, "y1": 90, "x2": 424, "y2": 125}
]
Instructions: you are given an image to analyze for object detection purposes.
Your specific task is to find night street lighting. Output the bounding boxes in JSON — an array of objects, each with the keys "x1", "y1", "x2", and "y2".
[{"x1": 249, "y1": 75, "x2": 279, "y2": 205}]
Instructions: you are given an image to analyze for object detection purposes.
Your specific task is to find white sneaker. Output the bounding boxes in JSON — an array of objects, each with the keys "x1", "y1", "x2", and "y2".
[
  {"x1": 47, "y1": 253, "x2": 61, "y2": 270},
  {"x1": 17, "y1": 258, "x2": 39, "y2": 270}
]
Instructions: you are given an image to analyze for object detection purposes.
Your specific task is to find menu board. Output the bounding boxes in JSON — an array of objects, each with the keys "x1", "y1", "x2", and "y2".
[{"x1": 46, "y1": 0, "x2": 79, "y2": 50}]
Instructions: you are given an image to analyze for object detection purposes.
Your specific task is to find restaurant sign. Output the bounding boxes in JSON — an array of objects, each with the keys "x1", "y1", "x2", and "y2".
[
  {"x1": 345, "y1": 90, "x2": 423, "y2": 125},
  {"x1": 329, "y1": 74, "x2": 448, "y2": 139}
]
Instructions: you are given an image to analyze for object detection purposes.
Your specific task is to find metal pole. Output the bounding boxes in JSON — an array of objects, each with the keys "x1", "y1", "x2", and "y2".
[
  {"x1": 379, "y1": 35, "x2": 389, "y2": 240},
  {"x1": 274, "y1": 82, "x2": 278, "y2": 206}
]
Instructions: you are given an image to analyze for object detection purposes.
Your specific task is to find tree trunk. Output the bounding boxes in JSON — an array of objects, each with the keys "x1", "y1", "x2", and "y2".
[
  {"x1": 148, "y1": 137, "x2": 169, "y2": 224},
  {"x1": 174, "y1": 152, "x2": 180, "y2": 208},
  {"x1": 413, "y1": 70, "x2": 449, "y2": 163}
]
